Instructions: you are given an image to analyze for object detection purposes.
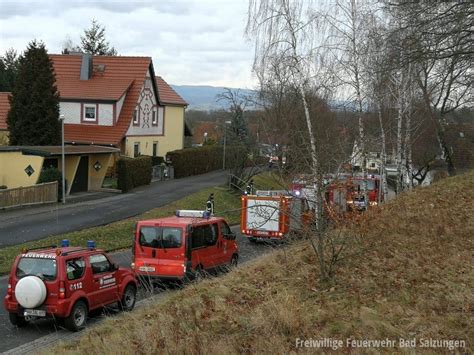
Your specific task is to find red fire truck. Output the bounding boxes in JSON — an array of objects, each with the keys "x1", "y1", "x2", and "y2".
[
  {"x1": 326, "y1": 174, "x2": 384, "y2": 213},
  {"x1": 240, "y1": 191, "x2": 313, "y2": 242}
]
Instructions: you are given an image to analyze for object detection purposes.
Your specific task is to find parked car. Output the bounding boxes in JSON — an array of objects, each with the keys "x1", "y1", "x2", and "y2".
[
  {"x1": 4, "y1": 240, "x2": 137, "y2": 331},
  {"x1": 132, "y1": 210, "x2": 238, "y2": 282}
]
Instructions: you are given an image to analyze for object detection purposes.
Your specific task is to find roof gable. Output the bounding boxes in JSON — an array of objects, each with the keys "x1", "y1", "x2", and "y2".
[
  {"x1": 155, "y1": 76, "x2": 187, "y2": 106},
  {"x1": 50, "y1": 54, "x2": 152, "y2": 145}
]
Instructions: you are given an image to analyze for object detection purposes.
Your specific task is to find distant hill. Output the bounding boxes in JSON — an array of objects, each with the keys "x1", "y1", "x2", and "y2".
[
  {"x1": 170, "y1": 84, "x2": 255, "y2": 111},
  {"x1": 171, "y1": 84, "x2": 352, "y2": 111}
]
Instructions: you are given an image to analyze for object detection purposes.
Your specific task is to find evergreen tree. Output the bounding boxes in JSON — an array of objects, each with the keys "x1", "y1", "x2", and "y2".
[
  {"x1": 80, "y1": 19, "x2": 117, "y2": 55},
  {"x1": 7, "y1": 40, "x2": 61, "y2": 146},
  {"x1": 0, "y1": 48, "x2": 19, "y2": 91}
]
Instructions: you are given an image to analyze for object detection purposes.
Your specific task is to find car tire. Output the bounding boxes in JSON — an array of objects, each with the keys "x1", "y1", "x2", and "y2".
[
  {"x1": 9, "y1": 312, "x2": 29, "y2": 327},
  {"x1": 118, "y1": 284, "x2": 137, "y2": 312},
  {"x1": 230, "y1": 254, "x2": 238, "y2": 268},
  {"x1": 194, "y1": 265, "x2": 204, "y2": 282},
  {"x1": 64, "y1": 300, "x2": 88, "y2": 331}
]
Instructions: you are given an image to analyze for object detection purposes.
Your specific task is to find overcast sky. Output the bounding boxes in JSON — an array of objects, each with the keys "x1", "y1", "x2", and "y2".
[{"x1": 0, "y1": 0, "x2": 257, "y2": 88}]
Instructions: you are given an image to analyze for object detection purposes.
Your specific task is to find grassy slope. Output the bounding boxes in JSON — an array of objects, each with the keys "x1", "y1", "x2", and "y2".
[
  {"x1": 0, "y1": 172, "x2": 284, "y2": 275},
  {"x1": 51, "y1": 171, "x2": 473, "y2": 353}
]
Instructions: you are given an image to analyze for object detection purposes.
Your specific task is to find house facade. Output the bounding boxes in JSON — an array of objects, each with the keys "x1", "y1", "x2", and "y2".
[{"x1": 49, "y1": 53, "x2": 188, "y2": 158}]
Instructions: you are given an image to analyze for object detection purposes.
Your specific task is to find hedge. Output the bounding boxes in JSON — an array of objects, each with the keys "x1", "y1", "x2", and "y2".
[
  {"x1": 166, "y1": 145, "x2": 246, "y2": 178},
  {"x1": 117, "y1": 156, "x2": 152, "y2": 192}
]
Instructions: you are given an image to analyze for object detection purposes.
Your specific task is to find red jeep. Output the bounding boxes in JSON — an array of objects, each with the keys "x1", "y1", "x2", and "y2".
[
  {"x1": 4, "y1": 241, "x2": 137, "y2": 331},
  {"x1": 132, "y1": 210, "x2": 239, "y2": 281}
]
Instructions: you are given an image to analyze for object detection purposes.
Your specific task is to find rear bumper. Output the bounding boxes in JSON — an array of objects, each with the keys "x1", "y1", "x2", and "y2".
[{"x1": 4, "y1": 296, "x2": 70, "y2": 318}]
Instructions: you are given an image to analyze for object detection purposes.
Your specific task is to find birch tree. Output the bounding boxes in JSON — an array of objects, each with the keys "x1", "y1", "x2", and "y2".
[{"x1": 246, "y1": 0, "x2": 331, "y2": 279}]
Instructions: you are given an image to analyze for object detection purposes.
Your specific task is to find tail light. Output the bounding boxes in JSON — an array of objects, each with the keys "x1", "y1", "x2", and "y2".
[
  {"x1": 59, "y1": 281, "x2": 66, "y2": 299},
  {"x1": 7, "y1": 278, "x2": 13, "y2": 296}
]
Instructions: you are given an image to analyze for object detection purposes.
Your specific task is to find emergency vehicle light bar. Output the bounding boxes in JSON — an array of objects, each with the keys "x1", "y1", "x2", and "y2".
[{"x1": 175, "y1": 210, "x2": 210, "y2": 219}]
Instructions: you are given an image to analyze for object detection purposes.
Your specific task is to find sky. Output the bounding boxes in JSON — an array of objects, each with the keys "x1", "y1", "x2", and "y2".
[{"x1": 0, "y1": 0, "x2": 257, "y2": 88}]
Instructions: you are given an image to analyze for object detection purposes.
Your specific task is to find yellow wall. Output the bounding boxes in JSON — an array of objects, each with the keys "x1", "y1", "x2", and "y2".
[
  {"x1": 124, "y1": 105, "x2": 185, "y2": 158},
  {"x1": 0, "y1": 152, "x2": 44, "y2": 189},
  {"x1": 0, "y1": 131, "x2": 8, "y2": 146},
  {"x1": 62, "y1": 156, "x2": 80, "y2": 195},
  {"x1": 88, "y1": 154, "x2": 113, "y2": 191}
]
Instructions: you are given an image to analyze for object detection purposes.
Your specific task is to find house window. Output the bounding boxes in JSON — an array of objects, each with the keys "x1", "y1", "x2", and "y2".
[
  {"x1": 152, "y1": 110, "x2": 157, "y2": 125},
  {"x1": 152, "y1": 142, "x2": 158, "y2": 157},
  {"x1": 133, "y1": 109, "x2": 139, "y2": 125},
  {"x1": 83, "y1": 105, "x2": 97, "y2": 121},
  {"x1": 134, "y1": 142, "x2": 140, "y2": 157}
]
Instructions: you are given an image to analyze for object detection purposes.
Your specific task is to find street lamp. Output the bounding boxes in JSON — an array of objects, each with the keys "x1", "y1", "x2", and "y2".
[
  {"x1": 59, "y1": 114, "x2": 66, "y2": 204},
  {"x1": 222, "y1": 120, "x2": 231, "y2": 170}
]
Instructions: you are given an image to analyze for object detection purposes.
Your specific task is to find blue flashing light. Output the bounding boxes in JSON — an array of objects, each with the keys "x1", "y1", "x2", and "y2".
[
  {"x1": 61, "y1": 239, "x2": 69, "y2": 247},
  {"x1": 87, "y1": 240, "x2": 96, "y2": 249}
]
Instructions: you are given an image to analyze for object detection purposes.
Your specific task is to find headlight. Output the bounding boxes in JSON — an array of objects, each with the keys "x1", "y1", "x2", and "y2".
[{"x1": 369, "y1": 201, "x2": 378, "y2": 206}]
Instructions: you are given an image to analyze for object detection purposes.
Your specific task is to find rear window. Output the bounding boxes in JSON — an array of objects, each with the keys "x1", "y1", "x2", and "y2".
[
  {"x1": 139, "y1": 226, "x2": 183, "y2": 248},
  {"x1": 16, "y1": 257, "x2": 57, "y2": 281}
]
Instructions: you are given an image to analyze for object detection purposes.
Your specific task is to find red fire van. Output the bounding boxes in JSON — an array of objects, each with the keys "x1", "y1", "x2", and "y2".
[{"x1": 131, "y1": 210, "x2": 239, "y2": 281}]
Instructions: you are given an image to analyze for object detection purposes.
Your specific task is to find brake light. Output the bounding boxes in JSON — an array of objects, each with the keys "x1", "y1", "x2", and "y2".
[{"x1": 59, "y1": 281, "x2": 66, "y2": 299}]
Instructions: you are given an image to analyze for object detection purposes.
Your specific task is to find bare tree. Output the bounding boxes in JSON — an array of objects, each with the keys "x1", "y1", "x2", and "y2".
[{"x1": 246, "y1": 0, "x2": 332, "y2": 279}]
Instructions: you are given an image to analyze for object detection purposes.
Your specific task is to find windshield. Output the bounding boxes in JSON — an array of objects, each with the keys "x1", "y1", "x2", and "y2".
[
  {"x1": 16, "y1": 257, "x2": 57, "y2": 281},
  {"x1": 353, "y1": 180, "x2": 375, "y2": 191},
  {"x1": 139, "y1": 226, "x2": 183, "y2": 248}
]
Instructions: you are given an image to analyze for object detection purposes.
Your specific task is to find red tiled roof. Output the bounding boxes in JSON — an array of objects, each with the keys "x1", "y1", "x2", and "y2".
[
  {"x1": 0, "y1": 92, "x2": 11, "y2": 130},
  {"x1": 50, "y1": 55, "x2": 152, "y2": 145},
  {"x1": 155, "y1": 76, "x2": 187, "y2": 106}
]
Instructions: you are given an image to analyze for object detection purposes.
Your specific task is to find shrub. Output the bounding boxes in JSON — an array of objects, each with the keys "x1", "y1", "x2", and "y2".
[
  {"x1": 37, "y1": 166, "x2": 63, "y2": 201},
  {"x1": 117, "y1": 156, "x2": 152, "y2": 192},
  {"x1": 0, "y1": 185, "x2": 7, "y2": 189},
  {"x1": 166, "y1": 145, "x2": 246, "y2": 178}
]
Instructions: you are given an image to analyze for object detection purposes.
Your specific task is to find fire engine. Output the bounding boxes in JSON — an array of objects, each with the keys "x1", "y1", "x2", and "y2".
[
  {"x1": 240, "y1": 191, "x2": 313, "y2": 242},
  {"x1": 326, "y1": 174, "x2": 384, "y2": 213}
]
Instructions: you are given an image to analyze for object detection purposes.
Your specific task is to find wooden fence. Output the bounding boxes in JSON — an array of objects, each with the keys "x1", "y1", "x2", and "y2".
[{"x1": 0, "y1": 181, "x2": 58, "y2": 209}]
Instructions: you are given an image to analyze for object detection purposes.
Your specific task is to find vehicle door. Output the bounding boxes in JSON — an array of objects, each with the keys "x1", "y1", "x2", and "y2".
[
  {"x1": 191, "y1": 224, "x2": 218, "y2": 270},
  {"x1": 64, "y1": 257, "x2": 88, "y2": 301},
  {"x1": 89, "y1": 254, "x2": 118, "y2": 307},
  {"x1": 218, "y1": 221, "x2": 234, "y2": 264},
  {"x1": 137, "y1": 226, "x2": 184, "y2": 277}
]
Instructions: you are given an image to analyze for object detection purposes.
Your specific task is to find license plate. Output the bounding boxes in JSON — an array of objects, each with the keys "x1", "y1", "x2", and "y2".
[
  {"x1": 24, "y1": 309, "x2": 46, "y2": 317},
  {"x1": 139, "y1": 266, "x2": 155, "y2": 272}
]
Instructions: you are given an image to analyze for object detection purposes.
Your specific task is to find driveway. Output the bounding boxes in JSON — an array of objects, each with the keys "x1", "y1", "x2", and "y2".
[{"x1": 0, "y1": 170, "x2": 228, "y2": 247}]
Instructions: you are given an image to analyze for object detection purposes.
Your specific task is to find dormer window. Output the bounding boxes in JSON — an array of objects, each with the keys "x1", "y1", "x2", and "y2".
[{"x1": 82, "y1": 104, "x2": 98, "y2": 123}]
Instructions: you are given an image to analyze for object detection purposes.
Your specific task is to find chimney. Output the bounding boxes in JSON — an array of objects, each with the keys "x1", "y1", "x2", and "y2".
[{"x1": 80, "y1": 53, "x2": 93, "y2": 80}]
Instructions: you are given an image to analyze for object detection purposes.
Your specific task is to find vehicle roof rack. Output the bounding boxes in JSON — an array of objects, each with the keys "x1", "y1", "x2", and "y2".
[
  {"x1": 61, "y1": 247, "x2": 95, "y2": 256},
  {"x1": 21, "y1": 245, "x2": 57, "y2": 253},
  {"x1": 255, "y1": 190, "x2": 289, "y2": 197}
]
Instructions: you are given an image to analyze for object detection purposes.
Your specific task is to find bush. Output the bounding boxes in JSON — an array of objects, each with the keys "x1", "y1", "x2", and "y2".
[
  {"x1": 38, "y1": 167, "x2": 63, "y2": 201},
  {"x1": 0, "y1": 185, "x2": 7, "y2": 189},
  {"x1": 166, "y1": 145, "x2": 246, "y2": 178},
  {"x1": 117, "y1": 156, "x2": 152, "y2": 192}
]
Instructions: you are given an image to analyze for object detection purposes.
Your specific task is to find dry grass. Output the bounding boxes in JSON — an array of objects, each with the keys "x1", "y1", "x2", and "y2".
[{"x1": 50, "y1": 171, "x2": 474, "y2": 354}]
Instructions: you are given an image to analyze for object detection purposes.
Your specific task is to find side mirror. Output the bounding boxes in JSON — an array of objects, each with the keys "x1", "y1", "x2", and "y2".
[
  {"x1": 112, "y1": 263, "x2": 119, "y2": 271},
  {"x1": 224, "y1": 232, "x2": 236, "y2": 240}
]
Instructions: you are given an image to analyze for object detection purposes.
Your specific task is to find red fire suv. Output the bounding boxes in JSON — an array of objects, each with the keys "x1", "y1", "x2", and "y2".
[
  {"x1": 4, "y1": 240, "x2": 137, "y2": 331},
  {"x1": 132, "y1": 210, "x2": 239, "y2": 281}
]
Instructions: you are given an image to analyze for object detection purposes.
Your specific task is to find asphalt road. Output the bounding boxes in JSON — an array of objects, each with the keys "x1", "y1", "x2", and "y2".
[
  {"x1": 0, "y1": 227, "x2": 276, "y2": 353},
  {"x1": 0, "y1": 170, "x2": 228, "y2": 247}
]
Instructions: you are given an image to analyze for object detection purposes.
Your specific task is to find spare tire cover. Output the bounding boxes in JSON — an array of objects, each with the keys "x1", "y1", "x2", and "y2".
[{"x1": 15, "y1": 276, "x2": 47, "y2": 309}]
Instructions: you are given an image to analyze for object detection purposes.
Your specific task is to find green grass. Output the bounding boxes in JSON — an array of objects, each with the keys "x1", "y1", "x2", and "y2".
[{"x1": 0, "y1": 171, "x2": 283, "y2": 275}]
